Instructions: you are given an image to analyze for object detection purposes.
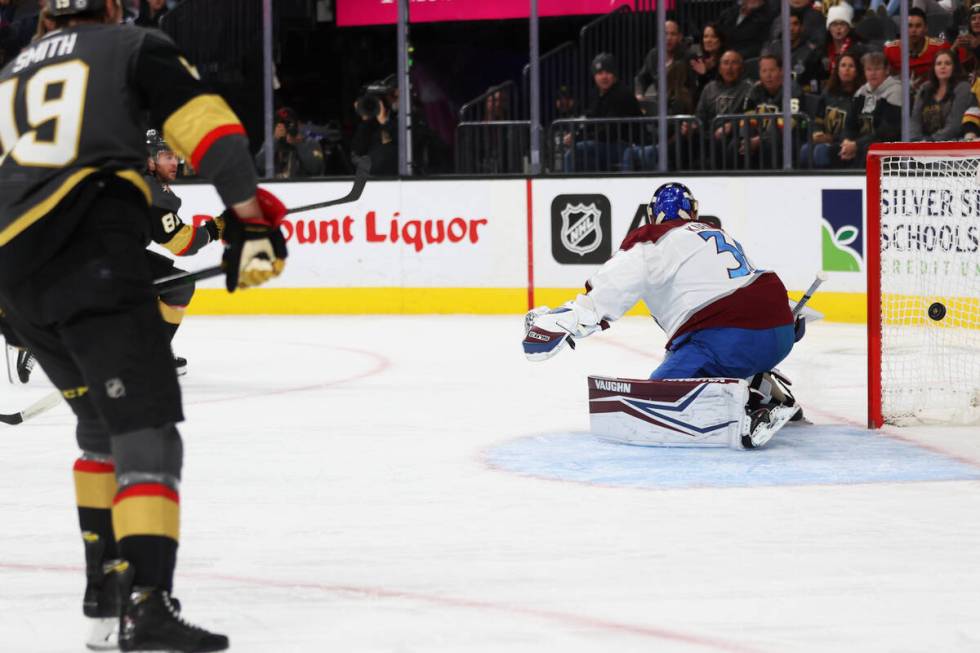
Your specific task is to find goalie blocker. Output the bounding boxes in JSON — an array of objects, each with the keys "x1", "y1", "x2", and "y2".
[{"x1": 588, "y1": 376, "x2": 796, "y2": 449}]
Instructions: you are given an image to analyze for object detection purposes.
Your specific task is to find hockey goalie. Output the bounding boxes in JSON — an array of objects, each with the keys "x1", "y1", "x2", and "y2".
[{"x1": 522, "y1": 182, "x2": 806, "y2": 450}]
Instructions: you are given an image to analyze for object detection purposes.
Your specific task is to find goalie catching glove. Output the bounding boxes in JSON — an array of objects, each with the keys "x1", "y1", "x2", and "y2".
[
  {"x1": 522, "y1": 296, "x2": 609, "y2": 361},
  {"x1": 221, "y1": 188, "x2": 289, "y2": 292}
]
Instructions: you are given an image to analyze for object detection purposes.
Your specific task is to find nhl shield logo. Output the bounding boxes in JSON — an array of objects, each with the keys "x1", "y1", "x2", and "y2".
[
  {"x1": 551, "y1": 194, "x2": 611, "y2": 264},
  {"x1": 560, "y1": 203, "x2": 603, "y2": 256}
]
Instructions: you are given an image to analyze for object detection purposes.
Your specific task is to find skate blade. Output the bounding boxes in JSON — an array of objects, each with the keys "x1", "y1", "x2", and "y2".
[{"x1": 86, "y1": 617, "x2": 118, "y2": 651}]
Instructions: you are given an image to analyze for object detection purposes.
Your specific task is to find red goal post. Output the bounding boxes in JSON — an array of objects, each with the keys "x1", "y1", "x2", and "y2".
[{"x1": 866, "y1": 142, "x2": 980, "y2": 428}]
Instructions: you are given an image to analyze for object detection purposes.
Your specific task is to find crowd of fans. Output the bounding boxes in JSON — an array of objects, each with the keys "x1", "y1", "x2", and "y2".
[
  {"x1": 6, "y1": 0, "x2": 980, "y2": 176},
  {"x1": 552, "y1": 0, "x2": 980, "y2": 171}
]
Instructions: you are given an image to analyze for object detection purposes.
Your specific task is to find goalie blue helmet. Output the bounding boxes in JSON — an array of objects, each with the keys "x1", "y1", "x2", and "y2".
[{"x1": 647, "y1": 182, "x2": 698, "y2": 224}]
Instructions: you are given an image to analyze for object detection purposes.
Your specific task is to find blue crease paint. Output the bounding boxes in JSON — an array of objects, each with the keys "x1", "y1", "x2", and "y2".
[{"x1": 486, "y1": 426, "x2": 980, "y2": 489}]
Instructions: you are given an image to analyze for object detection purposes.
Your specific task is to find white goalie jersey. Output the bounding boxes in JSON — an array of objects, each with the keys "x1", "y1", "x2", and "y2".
[{"x1": 584, "y1": 220, "x2": 792, "y2": 343}]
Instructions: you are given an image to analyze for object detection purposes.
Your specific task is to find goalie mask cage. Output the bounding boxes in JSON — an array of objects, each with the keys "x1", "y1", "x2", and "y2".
[{"x1": 867, "y1": 142, "x2": 980, "y2": 428}]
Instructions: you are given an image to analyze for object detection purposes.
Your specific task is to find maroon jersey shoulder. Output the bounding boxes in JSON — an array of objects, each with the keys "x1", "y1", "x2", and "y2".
[{"x1": 619, "y1": 221, "x2": 690, "y2": 252}]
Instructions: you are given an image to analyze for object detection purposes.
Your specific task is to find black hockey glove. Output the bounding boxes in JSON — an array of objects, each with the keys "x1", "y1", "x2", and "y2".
[
  {"x1": 794, "y1": 316, "x2": 806, "y2": 342},
  {"x1": 221, "y1": 188, "x2": 288, "y2": 292},
  {"x1": 204, "y1": 217, "x2": 221, "y2": 242}
]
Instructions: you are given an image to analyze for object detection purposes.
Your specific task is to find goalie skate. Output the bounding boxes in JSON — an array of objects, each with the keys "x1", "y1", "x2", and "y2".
[{"x1": 743, "y1": 404, "x2": 798, "y2": 449}]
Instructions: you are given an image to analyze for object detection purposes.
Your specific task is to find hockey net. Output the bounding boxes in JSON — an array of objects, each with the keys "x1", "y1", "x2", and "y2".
[{"x1": 867, "y1": 143, "x2": 980, "y2": 427}]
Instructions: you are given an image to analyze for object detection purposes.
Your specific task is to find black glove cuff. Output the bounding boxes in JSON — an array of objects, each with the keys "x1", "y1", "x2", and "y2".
[{"x1": 204, "y1": 219, "x2": 220, "y2": 242}]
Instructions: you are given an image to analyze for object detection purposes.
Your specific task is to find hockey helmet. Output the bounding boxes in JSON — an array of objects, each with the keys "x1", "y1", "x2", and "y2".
[
  {"x1": 647, "y1": 182, "x2": 698, "y2": 224},
  {"x1": 146, "y1": 129, "x2": 172, "y2": 158}
]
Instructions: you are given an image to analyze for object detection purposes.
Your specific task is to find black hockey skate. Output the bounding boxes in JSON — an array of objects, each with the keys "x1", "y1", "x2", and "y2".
[
  {"x1": 119, "y1": 588, "x2": 228, "y2": 652},
  {"x1": 15, "y1": 348, "x2": 34, "y2": 383},
  {"x1": 83, "y1": 558, "x2": 135, "y2": 650},
  {"x1": 173, "y1": 354, "x2": 187, "y2": 377}
]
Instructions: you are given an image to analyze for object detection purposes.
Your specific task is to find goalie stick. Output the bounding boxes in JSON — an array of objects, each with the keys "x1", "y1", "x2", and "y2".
[
  {"x1": 792, "y1": 273, "x2": 827, "y2": 317},
  {"x1": 0, "y1": 390, "x2": 62, "y2": 426},
  {"x1": 155, "y1": 158, "x2": 370, "y2": 294}
]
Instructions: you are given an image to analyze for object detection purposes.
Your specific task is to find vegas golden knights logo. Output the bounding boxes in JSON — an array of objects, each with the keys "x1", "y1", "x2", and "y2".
[{"x1": 825, "y1": 106, "x2": 847, "y2": 136}]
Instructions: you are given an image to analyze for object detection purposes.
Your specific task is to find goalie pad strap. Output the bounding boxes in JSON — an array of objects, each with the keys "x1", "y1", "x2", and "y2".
[{"x1": 588, "y1": 376, "x2": 750, "y2": 449}]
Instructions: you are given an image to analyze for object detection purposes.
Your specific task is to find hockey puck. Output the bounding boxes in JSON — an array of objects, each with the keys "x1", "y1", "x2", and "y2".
[{"x1": 928, "y1": 302, "x2": 946, "y2": 321}]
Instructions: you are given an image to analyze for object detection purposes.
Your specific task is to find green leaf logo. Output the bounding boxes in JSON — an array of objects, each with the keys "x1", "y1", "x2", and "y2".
[{"x1": 822, "y1": 222, "x2": 861, "y2": 272}]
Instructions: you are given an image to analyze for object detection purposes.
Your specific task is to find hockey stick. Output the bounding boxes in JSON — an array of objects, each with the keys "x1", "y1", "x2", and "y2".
[
  {"x1": 792, "y1": 272, "x2": 827, "y2": 317},
  {"x1": 0, "y1": 390, "x2": 62, "y2": 426},
  {"x1": 283, "y1": 157, "x2": 370, "y2": 214},
  {"x1": 153, "y1": 160, "x2": 370, "y2": 293}
]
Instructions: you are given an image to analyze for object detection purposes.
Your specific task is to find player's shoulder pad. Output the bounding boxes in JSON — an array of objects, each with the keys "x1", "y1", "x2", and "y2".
[
  {"x1": 138, "y1": 26, "x2": 180, "y2": 51},
  {"x1": 619, "y1": 221, "x2": 687, "y2": 252}
]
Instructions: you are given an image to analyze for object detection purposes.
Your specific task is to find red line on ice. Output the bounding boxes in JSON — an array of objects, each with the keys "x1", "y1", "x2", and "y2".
[
  {"x1": 185, "y1": 344, "x2": 392, "y2": 406},
  {"x1": 0, "y1": 561, "x2": 762, "y2": 653}
]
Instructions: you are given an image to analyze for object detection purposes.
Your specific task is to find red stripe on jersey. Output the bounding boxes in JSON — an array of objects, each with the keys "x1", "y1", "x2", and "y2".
[
  {"x1": 619, "y1": 219, "x2": 726, "y2": 252},
  {"x1": 73, "y1": 459, "x2": 115, "y2": 474},
  {"x1": 114, "y1": 483, "x2": 180, "y2": 505},
  {"x1": 667, "y1": 272, "x2": 794, "y2": 348},
  {"x1": 190, "y1": 124, "x2": 247, "y2": 170},
  {"x1": 619, "y1": 221, "x2": 688, "y2": 251}
]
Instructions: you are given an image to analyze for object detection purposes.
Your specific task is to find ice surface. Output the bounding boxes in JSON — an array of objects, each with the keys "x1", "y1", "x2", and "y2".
[{"x1": 1, "y1": 318, "x2": 979, "y2": 652}]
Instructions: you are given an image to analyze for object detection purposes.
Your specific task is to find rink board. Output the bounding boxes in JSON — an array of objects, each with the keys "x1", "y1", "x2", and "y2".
[{"x1": 165, "y1": 175, "x2": 882, "y2": 321}]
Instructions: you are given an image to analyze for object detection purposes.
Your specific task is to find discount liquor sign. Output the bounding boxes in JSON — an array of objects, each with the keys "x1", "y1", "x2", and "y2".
[{"x1": 337, "y1": 0, "x2": 636, "y2": 27}]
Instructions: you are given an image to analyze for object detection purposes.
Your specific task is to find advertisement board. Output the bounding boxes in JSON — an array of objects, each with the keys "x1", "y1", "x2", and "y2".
[
  {"x1": 532, "y1": 176, "x2": 868, "y2": 321},
  {"x1": 169, "y1": 175, "x2": 868, "y2": 321},
  {"x1": 336, "y1": 0, "x2": 635, "y2": 27},
  {"x1": 164, "y1": 179, "x2": 528, "y2": 314}
]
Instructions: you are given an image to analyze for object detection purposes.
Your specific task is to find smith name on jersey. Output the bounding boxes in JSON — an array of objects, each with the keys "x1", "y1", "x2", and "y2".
[
  {"x1": 0, "y1": 23, "x2": 255, "y2": 282},
  {"x1": 585, "y1": 220, "x2": 793, "y2": 346}
]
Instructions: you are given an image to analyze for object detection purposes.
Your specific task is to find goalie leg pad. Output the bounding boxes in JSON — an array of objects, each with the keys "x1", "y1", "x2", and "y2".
[{"x1": 588, "y1": 376, "x2": 751, "y2": 449}]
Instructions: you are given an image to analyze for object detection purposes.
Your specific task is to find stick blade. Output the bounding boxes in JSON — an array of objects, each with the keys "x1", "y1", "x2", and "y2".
[{"x1": 0, "y1": 412, "x2": 24, "y2": 425}]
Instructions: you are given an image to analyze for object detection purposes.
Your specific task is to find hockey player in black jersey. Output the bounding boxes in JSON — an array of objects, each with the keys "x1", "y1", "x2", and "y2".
[
  {"x1": 0, "y1": 1, "x2": 287, "y2": 651},
  {"x1": 144, "y1": 130, "x2": 225, "y2": 375}
]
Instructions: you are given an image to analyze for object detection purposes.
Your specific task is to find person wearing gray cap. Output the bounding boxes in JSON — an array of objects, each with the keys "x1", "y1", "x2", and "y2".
[{"x1": 562, "y1": 53, "x2": 642, "y2": 172}]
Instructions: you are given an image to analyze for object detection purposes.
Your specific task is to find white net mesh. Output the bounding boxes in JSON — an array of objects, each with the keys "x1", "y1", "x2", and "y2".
[{"x1": 878, "y1": 155, "x2": 980, "y2": 425}]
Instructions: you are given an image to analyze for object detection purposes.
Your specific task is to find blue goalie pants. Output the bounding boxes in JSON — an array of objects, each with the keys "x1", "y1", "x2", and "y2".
[{"x1": 651, "y1": 325, "x2": 795, "y2": 380}]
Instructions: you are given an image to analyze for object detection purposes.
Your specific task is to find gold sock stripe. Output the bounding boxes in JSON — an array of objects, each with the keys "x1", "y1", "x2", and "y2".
[
  {"x1": 158, "y1": 299, "x2": 186, "y2": 325},
  {"x1": 112, "y1": 484, "x2": 180, "y2": 541},
  {"x1": 73, "y1": 459, "x2": 117, "y2": 510}
]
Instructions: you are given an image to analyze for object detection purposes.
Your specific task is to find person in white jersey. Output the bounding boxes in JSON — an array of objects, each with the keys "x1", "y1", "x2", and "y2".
[{"x1": 523, "y1": 182, "x2": 803, "y2": 448}]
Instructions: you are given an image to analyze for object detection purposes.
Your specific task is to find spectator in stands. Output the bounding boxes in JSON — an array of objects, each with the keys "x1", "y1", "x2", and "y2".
[
  {"x1": 136, "y1": 0, "x2": 170, "y2": 27},
  {"x1": 961, "y1": 105, "x2": 980, "y2": 138},
  {"x1": 483, "y1": 86, "x2": 509, "y2": 121},
  {"x1": 697, "y1": 49, "x2": 754, "y2": 158},
  {"x1": 884, "y1": 8, "x2": 963, "y2": 86},
  {"x1": 476, "y1": 86, "x2": 522, "y2": 173},
  {"x1": 255, "y1": 107, "x2": 326, "y2": 179},
  {"x1": 635, "y1": 20, "x2": 688, "y2": 105},
  {"x1": 718, "y1": 0, "x2": 774, "y2": 59},
  {"x1": 32, "y1": 3, "x2": 51, "y2": 39},
  {"x1": 738, "y1": 53, "x2": 803, "y2": 167},
  {"x1": 871, "y1": 0, "x2": 956, "y2": 18},
  {"x1": 802, "y1": 51, "x2": 864, "y2": 167},
  {"x1": 767, "y1": 9, "x2": 825, "y2": 93},
  {"x1": 0, "y1": 0, "x2": 39, "y2": 64},
  {"x1": 821, "y1": 3, "x2": 863, "y2": 82},
  {"x1": 772, "y1": 0, "x2": 827, "y2": 48},
  {"x1": 555, "y1": 85, "x2": 577, "y2": 119},
  {"x1": 688, "y1": 22, "x2": 725, "y2": 101},
  {"x1": 564, "y1": 52, "x2": 642, "y2": 172},
  {"x1": 839, "y1": 52, "x2": 902, "y2": 166},
  {"x1": 910, "y1": 49, "x2": 977, "y2": 140},
  {"x1": 621, "y1": 61, "x2": 696, "y2": 171},
  {"x1": 951, "y1": 3, "x2": 980, "y2": 72}
]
